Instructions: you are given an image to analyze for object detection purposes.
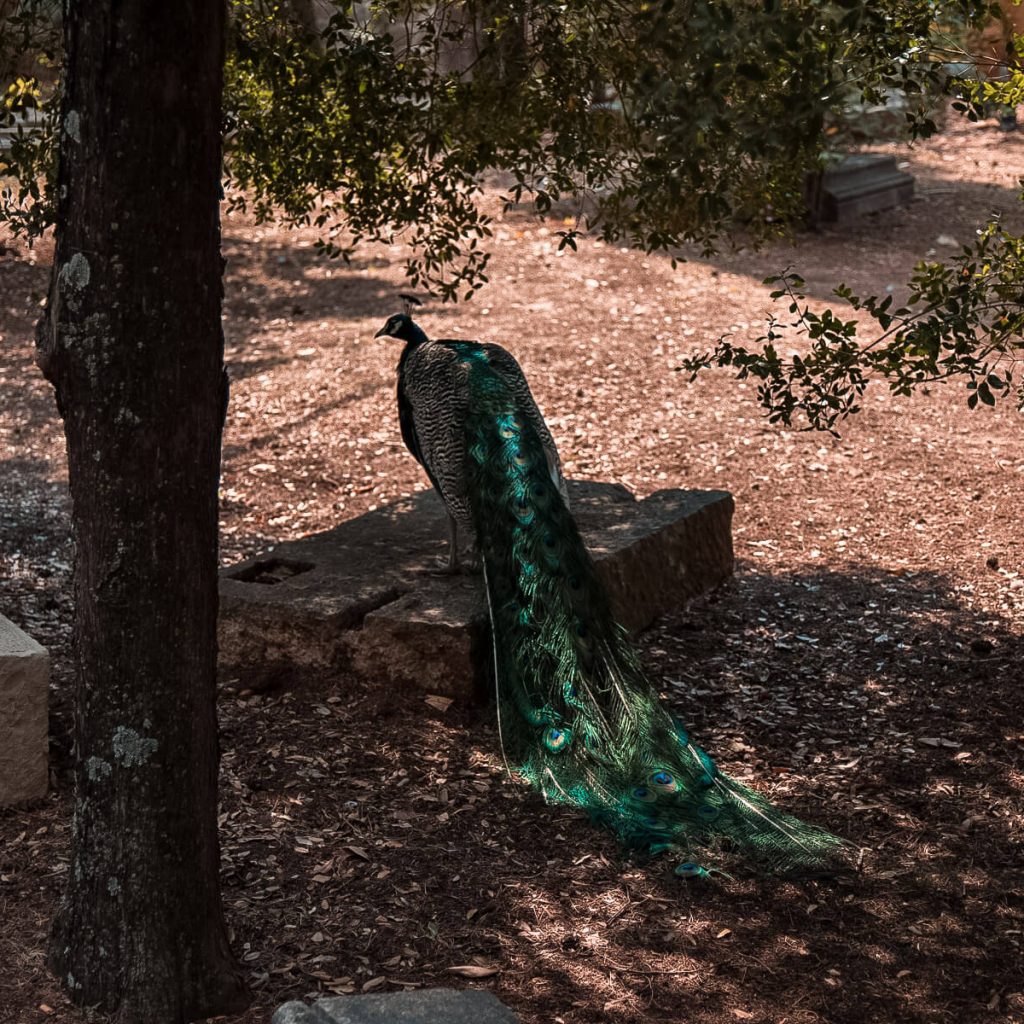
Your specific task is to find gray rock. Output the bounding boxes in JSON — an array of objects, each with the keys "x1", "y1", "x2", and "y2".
[
  {"x1": 0, "y1": 614, "x2": 49, "y2": 805},
  {"x1": 219, "y1": 481, "x2": 734, "y2": 697},
  {"x1": 271, "y1": 988, "x2": 519, "y2": 1024}
]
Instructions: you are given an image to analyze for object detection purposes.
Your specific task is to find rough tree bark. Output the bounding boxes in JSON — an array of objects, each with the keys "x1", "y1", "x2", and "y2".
[{"x1": 36, "y1": 1, "x2": 249, "y2": 1020}]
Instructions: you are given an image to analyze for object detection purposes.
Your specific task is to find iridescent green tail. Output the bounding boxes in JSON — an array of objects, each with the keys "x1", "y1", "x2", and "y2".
[{"x1": 460, "y1": 350, "x2": 845, "y2": 875}]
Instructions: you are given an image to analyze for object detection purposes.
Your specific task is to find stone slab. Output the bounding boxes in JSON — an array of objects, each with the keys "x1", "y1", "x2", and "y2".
[
  {"x1": 809, "y1": 154, "x2": 914, "y2": 224},
  {"x1": 272, "y1": 989, "x2": 519, "y2": 1024},
  {"x1": 0, "y1": 614, "x2": 49, "y2": 805},
  {"x1": 219, "y1": 481, "x2": 734, "y2": 697}
]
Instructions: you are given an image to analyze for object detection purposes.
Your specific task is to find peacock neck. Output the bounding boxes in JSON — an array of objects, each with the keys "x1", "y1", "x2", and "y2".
[{"x1": 401, "y1": 322, "x2": 430, "y2": 346}]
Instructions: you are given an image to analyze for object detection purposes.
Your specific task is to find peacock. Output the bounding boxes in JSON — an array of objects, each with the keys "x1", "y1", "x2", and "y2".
[{"x1": 375, "y1": 310, "x2": 845, "y2": 876}]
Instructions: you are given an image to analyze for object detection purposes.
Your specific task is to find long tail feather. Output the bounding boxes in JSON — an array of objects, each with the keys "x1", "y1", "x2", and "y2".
[{"x1": 460, "y1": 348, "x2": 845, "y2": 875}]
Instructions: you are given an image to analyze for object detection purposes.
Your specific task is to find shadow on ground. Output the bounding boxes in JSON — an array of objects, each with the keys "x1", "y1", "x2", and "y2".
[{"x1": 204, "y1": 556, "x2": 1023, "y2": 1024}]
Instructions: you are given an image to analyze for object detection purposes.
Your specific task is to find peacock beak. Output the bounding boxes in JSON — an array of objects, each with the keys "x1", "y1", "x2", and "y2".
[{"x1": 374, "y1": 325, "x2": 390, "y2": 338}]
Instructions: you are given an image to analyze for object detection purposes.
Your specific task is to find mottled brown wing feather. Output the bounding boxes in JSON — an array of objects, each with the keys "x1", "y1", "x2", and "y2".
[{"x1": 399, "y1": 341, "x2": 474, "y2": 527}]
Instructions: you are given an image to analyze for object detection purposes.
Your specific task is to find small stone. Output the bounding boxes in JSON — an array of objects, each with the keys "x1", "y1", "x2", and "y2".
[
  {"x1": 272, "y1": 988, "x2": 520, "y2": 1024},
  {"x1": 0, "y1": 615, "x2": 49, "y2": 806},
  {"x1": 970, "y1": 638, "x2": 994, "y2": 656},
  {"x1": 985, "y1": 555, "x2": 999, "y2": 570}
]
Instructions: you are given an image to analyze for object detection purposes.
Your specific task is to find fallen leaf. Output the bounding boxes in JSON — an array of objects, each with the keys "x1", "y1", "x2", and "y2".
[
  {"x1": 362, "y1": 976, "x2": 387, "y2": 992},
  {"x1": 448, "y1": 965, "x2": 500, "y2": 978},
  {"x1": 716, "y1": 928, "x2": 732, "y2": 939},
  {"x1": 917, "y1": 737, "x2": 961, "y2": 749},
  {"x1": 425, "y1": 695, "x2": 453, "y2": 712}
]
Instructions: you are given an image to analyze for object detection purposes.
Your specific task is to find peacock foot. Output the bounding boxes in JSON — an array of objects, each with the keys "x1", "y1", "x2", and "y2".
[{"x1": 419, "y1": 551, "x2": 481, "y2": 576}]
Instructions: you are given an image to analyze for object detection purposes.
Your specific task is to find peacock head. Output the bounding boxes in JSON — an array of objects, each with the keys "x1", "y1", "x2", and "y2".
[{"x1": 374, "y1": 312, "x2": 428, "y2": 344}]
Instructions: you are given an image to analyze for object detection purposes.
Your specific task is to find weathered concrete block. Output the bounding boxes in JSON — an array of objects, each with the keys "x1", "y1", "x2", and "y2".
[
  {"x1": 272, "y1": 988, "x2": 519, "y2": 1024},
  {"x1": 808, "y1": 153, "x2": 914, "y2": 224},
  {"x1": 219, "y1": 481, "x2": 734, "y2": 697},
  {"x1": 349, "y1": 575, "x2": 491, "y2": 697},
  {"x1": 0, "y1": 614, "x2": 49, "y2": 805}
]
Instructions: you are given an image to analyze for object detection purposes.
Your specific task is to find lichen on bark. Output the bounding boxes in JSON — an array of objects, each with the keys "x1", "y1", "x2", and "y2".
[{"x1": 111, "y1": 726, "x2": 158, "y2": 767}]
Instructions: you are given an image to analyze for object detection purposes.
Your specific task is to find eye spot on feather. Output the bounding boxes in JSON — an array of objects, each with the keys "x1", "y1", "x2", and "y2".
[
  {"x1": 632, "y1": 786, "x2": 658, "y2": 804},
  {"x1": 674, "y1": 862, "x2": 708, "y2": 879},
  {"x1": 543, "y1": 726, "x2": 571, "y2": 753},
  {"x1": 562, "y1": 681, "x2": 583, "y2": 707},
  {"x1": 523, "y1": 703, "x2": 557, "y2": 726},
  {"x1": 497, "y1": 414, "x2": 523, "y2": 439},
  {"x1": 650, "y1": 770, "x2": 680, "y2": 794},
  {"x1": 514, "y1": 502, "x2": 534, "y2": 525},
  {"x1": 697, "y1": 804, "x2": 721, "y2": 822}
]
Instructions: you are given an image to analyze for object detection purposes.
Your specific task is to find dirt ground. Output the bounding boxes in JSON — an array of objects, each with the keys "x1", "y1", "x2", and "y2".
[{"x1": 1, "y1": 116, "x2": 1023, "y2": 1024}]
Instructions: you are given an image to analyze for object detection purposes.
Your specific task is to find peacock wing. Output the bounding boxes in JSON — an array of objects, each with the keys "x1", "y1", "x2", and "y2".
[{"x1": 401, "y1": 341, "x2": 474, "y2": 528}]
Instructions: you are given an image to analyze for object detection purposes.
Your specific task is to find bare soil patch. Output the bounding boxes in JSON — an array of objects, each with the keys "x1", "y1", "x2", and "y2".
[{"x1": 1, "y1": 119, "x2": 1022, "y2": 1024}]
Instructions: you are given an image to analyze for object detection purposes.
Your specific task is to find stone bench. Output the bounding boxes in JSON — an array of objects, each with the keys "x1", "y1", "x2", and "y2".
[
  {"x1": 0, "y1": 614, "x2": 49, "y2": 806},
  {"x1": 272, "y1": 988, "x2": 519, "y2": 1023},
  {"x1": 219, "y1": 481, "x2": 734, "y2": 698}
]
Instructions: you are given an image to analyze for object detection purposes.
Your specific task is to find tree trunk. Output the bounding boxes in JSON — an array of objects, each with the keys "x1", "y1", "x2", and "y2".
[{"x1": 37, "y1": 1, "x2": 249, "y2": 1020}]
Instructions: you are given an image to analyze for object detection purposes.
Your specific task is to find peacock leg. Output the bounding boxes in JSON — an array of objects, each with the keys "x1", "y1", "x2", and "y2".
[
  {"x1": 419, "y1": 516, "x2": 467, "y2": 575},
  {"x1": 447, "y1": 515, "x2": 460, "y2": 572},
  {"x1": 434, "y1": 515, "x2": 480, "y2": 574}
]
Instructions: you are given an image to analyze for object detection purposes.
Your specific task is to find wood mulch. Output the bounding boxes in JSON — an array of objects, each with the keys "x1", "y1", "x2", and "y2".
[{"x1": 1, "y1": 116, "x2": 1022, "y2": 1024}]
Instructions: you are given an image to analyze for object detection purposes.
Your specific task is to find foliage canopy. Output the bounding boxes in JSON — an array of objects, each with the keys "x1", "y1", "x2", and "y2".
[
  {"x1": 2, "y1": 0, "x2": 1021, "y2": 420},
  {"x1": 0, "y1": 0, "x2": 996, "y2": 286}
]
